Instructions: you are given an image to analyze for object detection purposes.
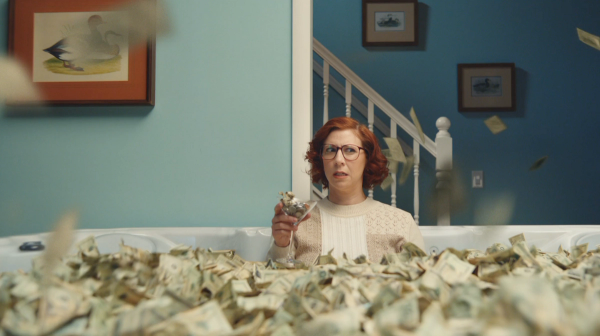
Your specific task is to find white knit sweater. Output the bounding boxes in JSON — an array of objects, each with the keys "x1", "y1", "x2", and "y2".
[{"x1": 267, "y1": 197, "x2": 425, "y2": 264}]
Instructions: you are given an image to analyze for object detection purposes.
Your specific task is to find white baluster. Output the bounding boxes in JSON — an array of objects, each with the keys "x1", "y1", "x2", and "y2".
[
  {"x1": 323, "y1": 61, "x2": 329, "y2": 124},
  {"x1": 413, "y1": 140, "x2": 420, "y2": 225},
  {"x1": 345, "y1": 80, "x2": 351, "y2": 117},
  {"x1": 368, "y1": 100, "x2": 374, "y2": 132},
  {"x1": 390, "y1": 120, "x2": 397, "y2": 208},
  {"x1": 435, "y1": 117, "x2": 452, "y2": 226}
]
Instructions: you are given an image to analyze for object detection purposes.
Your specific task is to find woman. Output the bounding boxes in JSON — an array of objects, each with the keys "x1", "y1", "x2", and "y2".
[{"x1": 268, "y1": 117, "x2": 425, "y2": 264}]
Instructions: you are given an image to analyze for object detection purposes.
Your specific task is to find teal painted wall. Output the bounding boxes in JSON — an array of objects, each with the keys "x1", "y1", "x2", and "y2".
[
  {"x1": 0, "y1": 0, "x2": 292, "y2": 236},
  {"x1": 314, "y1": 1, "x2": 600, "y2": 225}
]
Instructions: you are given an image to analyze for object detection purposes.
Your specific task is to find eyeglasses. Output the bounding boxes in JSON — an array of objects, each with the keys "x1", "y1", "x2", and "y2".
[{"x1": 321, "y1": 144, "x2": 366, "y2": 161}]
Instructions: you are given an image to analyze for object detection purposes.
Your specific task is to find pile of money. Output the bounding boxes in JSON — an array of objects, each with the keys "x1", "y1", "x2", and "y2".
[{"x1": 1, "y1": 233, "x2": 599, "y2": 335}]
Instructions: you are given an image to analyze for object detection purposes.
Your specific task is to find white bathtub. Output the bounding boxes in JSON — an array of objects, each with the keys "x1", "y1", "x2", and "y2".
[{"x1": 1, "y1": 225, "x2": 599, "y2": 273}]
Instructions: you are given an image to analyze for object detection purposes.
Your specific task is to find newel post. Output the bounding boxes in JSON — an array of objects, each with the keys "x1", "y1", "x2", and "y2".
[{"x1": 435, "y1": 117, "x2": 452, "y2": 226}]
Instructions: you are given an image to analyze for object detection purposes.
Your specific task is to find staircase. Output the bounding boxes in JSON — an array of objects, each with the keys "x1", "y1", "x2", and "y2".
[{"x1": 312, "y1": 38, "x2": 453, "y2": 226}]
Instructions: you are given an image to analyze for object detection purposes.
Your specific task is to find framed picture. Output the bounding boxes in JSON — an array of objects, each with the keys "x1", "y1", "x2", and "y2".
[
  {"x1": 362, "y1": 0, "x2": 419, "y2": 47},
  {"x1": 8, "y1": 0, "x2": 155, "y2": 105},
  {"x1": 458, "y1": 63, "x2": 516, "y2": 112}
]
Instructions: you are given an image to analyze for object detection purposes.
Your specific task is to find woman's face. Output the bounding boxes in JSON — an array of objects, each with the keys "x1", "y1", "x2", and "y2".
[{"x1": 322, "y1": 129, "x2": 367, "y2": 196}]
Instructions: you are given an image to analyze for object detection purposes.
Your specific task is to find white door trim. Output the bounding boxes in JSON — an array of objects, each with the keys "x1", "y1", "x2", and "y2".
[{"x1": 291, "y1": 0, "x2": 313, "y2": 200}]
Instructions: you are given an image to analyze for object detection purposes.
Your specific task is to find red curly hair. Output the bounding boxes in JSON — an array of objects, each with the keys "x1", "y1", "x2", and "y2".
[{"x1": 306, "y1": 117, "x2": 389, "y2": 189}]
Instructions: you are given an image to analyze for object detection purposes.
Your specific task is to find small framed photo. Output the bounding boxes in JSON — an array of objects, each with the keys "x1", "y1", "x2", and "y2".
[
  {"x1": 458, "y1": 63, "x2": 516, "y2": 112},
  {"x1": 8, "y1": 0, "x2": 156, "y2": 105},
  {"x1": 362, "y1": 0, "x2": 418, "y2": 47}
]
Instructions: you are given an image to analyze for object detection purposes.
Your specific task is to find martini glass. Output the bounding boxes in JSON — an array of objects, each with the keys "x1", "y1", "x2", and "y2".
[{"x1": 276, "y1": 193, "x2": 317, "y2": 268}]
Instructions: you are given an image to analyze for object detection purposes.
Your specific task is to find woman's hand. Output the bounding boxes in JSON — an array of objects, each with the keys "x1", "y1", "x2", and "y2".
[{"x1": 271, "y1": 201, "x2": 311, "y2": 247}]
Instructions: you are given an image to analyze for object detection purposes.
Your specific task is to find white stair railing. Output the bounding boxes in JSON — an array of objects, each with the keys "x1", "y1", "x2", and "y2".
[
  {"x1": 313, "y1": 60, "x2": 414, "y2": 156},
  {"x1": 312, "y1": 38, "x2": 453, "y2": 226}
]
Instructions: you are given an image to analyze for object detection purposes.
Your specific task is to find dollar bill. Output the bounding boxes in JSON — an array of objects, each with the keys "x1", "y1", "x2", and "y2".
[
  {"x1": 486, "y1": 243, "x2": 509, "y2": 255},
  {"x1": 0, "y1": 57, "x2": 42, "y2": 103},
  {"x1": 374, "y1": 296, "x2": 419, "y2": 330},
  {"x1": 446, "y1": 284, "x2": 482, "y2": 319},
  {"x1": 38, "y1": 287, "x2": 85, "y2": 334},
  {"x1": 547, "y1": 252, "x2": 573, "y2": 269},
  {"x1": 415, "y1": 301, "x2": 446, "y2": 336},
  {"x1": 529, "y1": 156, "x2": 548, "y2": 171},
  {"x1": 237, "y1": 295, "x2": 284, "y2": 313},
  {"x1": 431, "y1": 251, "x2": 476, "y2": 285},
  {"x1": 43, "y1": 211, "x2": 79, "y2": 284},
  {"x1": 409, "y1": 107, "x2": 425, "y2": 144},
  {"x1": 571, "y1": 243, "x2": 589, "y2": 260},
  {"x1": 399, "y1": 156, "x2": 415, "y2": 185},
  {"x1": 77, "y1": 235, "x2": 99, "y2": 259},
  {"x1": 577, "y1": 28, "x2": 600, "y2": 51},
  {"x1": 271, "y1": 323, "x2": 296, "y2": 336},
  {"x1": 297, "y1": 307, "x2": 364, "y2": 336},
  {"x1": 382, "y1": 150, "x2": 399, "y2": 175},
  {"x1": 484, "y1": 115, "x2": 507, "y2": 135},
  {"x1": 147, "y1": 300, "x2": 232, "y2": 335},
  {"x1": 508, "y1": 233, "x2": 526, "y2": 246},
  {"x1": 232, "y1": 310, "x2": 265, "y2": 335},
  {"x1": 380, "y1": 174, "x2": 394, "y2": 191},
  {"x1": 402, "y1": 242, "x2": 427, "y2": 258},
  {"x1": 383, "y1": 137, "x2": 407, "y2": 163}
]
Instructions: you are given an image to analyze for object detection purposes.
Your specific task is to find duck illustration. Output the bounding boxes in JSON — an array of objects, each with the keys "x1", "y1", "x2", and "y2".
[
  {"x1": 377, "y1": 14, "x2": 400, "y2": 28},
  {"x1": 43, "y1": 15, "x2": 121, "y2": 71},
  {"x1": 473, "y1": 78, "x2": 491, "y2": 92},
  {"x1": 473, "y1": 78, "x2": 501, "y2": 94}
]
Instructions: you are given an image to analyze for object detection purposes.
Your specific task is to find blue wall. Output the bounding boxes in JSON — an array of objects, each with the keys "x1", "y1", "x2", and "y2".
[
  {"x1": 0, "y1": 0, "x2": 292, "y2": 236},
  {"x1": 314, "y1": 0, "x2": 600, "y2": 225}
]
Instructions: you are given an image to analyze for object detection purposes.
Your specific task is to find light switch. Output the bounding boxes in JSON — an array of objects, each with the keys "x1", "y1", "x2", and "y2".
[{"x1": 472, "y1": 171, "x2": 484, "y2": 188}]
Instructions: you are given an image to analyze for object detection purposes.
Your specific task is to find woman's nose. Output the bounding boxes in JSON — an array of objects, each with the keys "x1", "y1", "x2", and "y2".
[{"x1": 334, "y1": 150, "x2": 346, "y2": 163}]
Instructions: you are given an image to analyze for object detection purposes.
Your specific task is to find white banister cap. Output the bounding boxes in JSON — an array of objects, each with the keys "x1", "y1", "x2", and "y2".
[{"x1": 436, "y1": 117, "x2": 451, "y2": 131}]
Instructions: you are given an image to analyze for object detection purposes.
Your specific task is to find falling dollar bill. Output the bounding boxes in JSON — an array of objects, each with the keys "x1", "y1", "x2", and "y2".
[
  {"x1": 107, "y1": 0, "x2": 172, "y2": 47},
  {"x1": 508, "y1": 233, "x2": 526, "y2": 246},
  {"x1": 0, "y1": 57, "x2": 42, "y2": 104},
  {"x1": 577, "y1": 28, "x2": 600, "y2": 51},
  {"x1": 380, "y1": 174, "x2": 394, "y2": 191},
  {"x1": 383, "y1": 137, "x2": 407, "y2": 163},
  {"x1": 398, "y1": 156, "x2": 415, "y2": 185},
  {"x1": 484, "y1": 115, "x2": 507, "y2": 135},
  {"x1": 529, "y1": 156, "x2": 548, "y2": 171},
  {"x1": 42, "y1": 211, "x2": 79, "y2": 286},
  {"x1": 409, "y1": 107, "x2": 425, "y2": 144},
  {"x1": 382, "y1": 149, "x2": 399, "y2": 175}
]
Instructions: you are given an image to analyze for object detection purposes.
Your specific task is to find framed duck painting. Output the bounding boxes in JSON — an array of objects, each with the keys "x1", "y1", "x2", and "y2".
[
  {"x1": 8, "y1": 0, "x2": 156, "y2": 105},
  {"x1": 362, "y1": 0, "x2": 419, "y2": 47},
  {"x1": 458, "y1": 63, "x2": 516, "y2": 112}
]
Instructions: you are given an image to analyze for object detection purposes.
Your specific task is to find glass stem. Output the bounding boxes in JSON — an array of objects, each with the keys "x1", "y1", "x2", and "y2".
[{"x1": 287, "y1": 230, "x2": 294, "y2": 260}]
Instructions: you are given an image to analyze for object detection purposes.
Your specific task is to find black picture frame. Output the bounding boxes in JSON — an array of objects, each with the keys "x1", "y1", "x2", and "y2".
[
  {"x1": 458, "y1": 63, "x2": 516, "y2": 112},
  {"x1": 362, "y1": 0, "x2": 419, "y2": 47}
]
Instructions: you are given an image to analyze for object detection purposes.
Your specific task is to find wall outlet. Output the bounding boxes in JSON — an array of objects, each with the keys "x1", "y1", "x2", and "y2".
[{"x1": 472, "y1": 171, "x2": 484, "y2": 188}]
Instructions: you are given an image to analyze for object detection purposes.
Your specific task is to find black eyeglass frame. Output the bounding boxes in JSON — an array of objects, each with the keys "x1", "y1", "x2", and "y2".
[{"x1": 320, "y1": 144, "x2": 368, "y2": 161}]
